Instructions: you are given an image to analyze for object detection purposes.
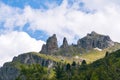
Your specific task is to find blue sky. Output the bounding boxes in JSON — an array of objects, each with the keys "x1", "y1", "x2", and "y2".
[
  {"x1": 1, "y1": 0, "x2": 63, "y2": 9},
  {"x1": 0, "y1": 0, "x2": 63, "y2": 41},
  {"x1": 0, "y1": 0, "x2": 94, "y2": 41},
  {"x1": 1, "y1": 0, "x2": 120, "y2": 66}
]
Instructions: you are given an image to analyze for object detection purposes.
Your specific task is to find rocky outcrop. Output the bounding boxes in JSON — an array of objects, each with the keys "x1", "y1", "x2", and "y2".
[
  {"x1": 12, "y1": 52, "x2": 54, "y2": 66},
  {"x1": 40, "y1": 31, "x2": 115, "y2": 55},
  {"x1": 60, "y1": 37, "x2": 69, "y2": 48},
  {"x1": 77, "y1": 31, "x2": 114, "y2": 49},
  {"x1": 0, "y1": 52, "x2": 55, "y2": 80},
  {"x1": 0, "y1": 31, "x2": 118, "y2": 80},
  {"x1": 40, "y1": 34, "x2": 58, "y2": 54},
  {"x1": 0, "y1": 63, "x2": 19, "y2": 80}
]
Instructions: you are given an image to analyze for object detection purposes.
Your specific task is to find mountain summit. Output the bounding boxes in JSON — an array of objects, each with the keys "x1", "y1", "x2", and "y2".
[
  {"x1": 40, "y1": 34, "x2": 58, "y2": 54},
  {"x1": 40, "y1": 31, "x2": 115, "y2": 55},
  {"x1": 77, "y1": 31, "x2": 114, "y2": 49},
  {"x1": 0, "y1": 31, "x2": 120, "y2": 80}
]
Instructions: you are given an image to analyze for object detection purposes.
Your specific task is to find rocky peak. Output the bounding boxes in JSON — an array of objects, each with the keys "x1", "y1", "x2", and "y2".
[
  {"x1": 87, "y1": 31, "x2": 100, "y2": 37},
  {"x1": 91, "y1": 31, "x2": 97, "y2": 35},
  {"x1": 40, "y1": 34, "x2": 58, "y2": 54},
  {"x1": 77, "y1": 31, "x2": 114, "y2": 49},
  {"x1": 40, "y1": 32, "x2": 115, "y2": 55},
  {"x1": 60, "y1": 37, "x2": 69, "y2": 48},
  {"x1": 87, "y1": 31, "x2": 99, "y2": 36},
  {"x1": 0, "y1": 52, "x2": 55, "y2": 80}
]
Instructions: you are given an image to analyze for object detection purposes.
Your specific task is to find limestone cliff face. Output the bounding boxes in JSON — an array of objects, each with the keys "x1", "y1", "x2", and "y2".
[
  {"x1": 12, "y1": 53, "x2": 53, "y2": 66},
  {"x1": 40, "y1": 31, "x2": 115, "y2": 55},
  {"x1": 40, "y1": 34, "x2": 58, "y2": 54},
  {"x1": 0, "y1": 52, "x2": 54, "y2": 80},
  {"x1": 0, "y1": 63, "x2": 19, "y2": 80},
  {"x1": 77, "y1": 31, "x2": 114, "y2": 49}
]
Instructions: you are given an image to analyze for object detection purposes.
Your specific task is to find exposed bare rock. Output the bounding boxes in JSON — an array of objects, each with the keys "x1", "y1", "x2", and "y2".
[
  {"x1": 0, "y1": 52, "x2": 55, "y2": 80},
  {"x1": 40, "y1": 34, "x2": 58, "y2": 54},
  {"x1": 60, "y1": 37, "x2": 69, "y2": 48},
  {"x1": 77, "y1": 31, "x2": 114, "y2": 49},
  {"x1": 40, "y1": 32, "x2": 115, "y2": 55},
  {"x1": 0, "y1": 63, "x2": 19, "y2": 80}
]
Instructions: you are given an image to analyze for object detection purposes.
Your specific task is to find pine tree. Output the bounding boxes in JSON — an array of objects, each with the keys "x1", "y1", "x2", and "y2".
[
  {"x1": 81, "y1": 60, "x2": 87, "y2": 65},
  {"x1": 66, "y1": 63, "x2": 71, "y2": 71},
  {"x1": 72, "y1": 61, "x2": 76, "y2": 67}
]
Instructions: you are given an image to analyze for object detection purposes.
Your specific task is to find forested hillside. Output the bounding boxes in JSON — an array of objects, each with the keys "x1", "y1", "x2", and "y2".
[{"x1": 16, "y1": 49, "x2": 120, "y2": 80}]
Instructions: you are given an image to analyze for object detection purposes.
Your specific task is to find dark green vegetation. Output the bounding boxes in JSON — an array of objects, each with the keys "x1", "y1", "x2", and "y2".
[
  {"x1": 16, "y1": 49, "x2": 120, "y2": 80},
  {"x1": 16, "y1": 64, "x2": 48, "y2": 80},
  {"x1": 1, "y1": 32, "x2": 120, "y2": 80}
]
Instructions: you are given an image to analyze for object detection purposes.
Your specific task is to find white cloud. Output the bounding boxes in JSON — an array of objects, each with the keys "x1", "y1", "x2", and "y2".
[
  {"x1": 0, "y1": 31, "x2": 45, "y2": 66},
  {"x1": 1, "y1": 0, "x2": 120, "y2": 44},
  {"x1": 82, "y1": 0, "x2": 120, "y2": 11}
]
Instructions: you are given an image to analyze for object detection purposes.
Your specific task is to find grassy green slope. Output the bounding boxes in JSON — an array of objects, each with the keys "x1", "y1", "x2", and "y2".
[
  {"x1": 17, "y1": 49, "x2": 120, "y2": 80},
  {"x1": 53, "y1": 49, "x2": 120, "y2": 80},
  {"x1": 33, "y1": 42, "x2": 120, "y2": 64},
  {"x1": 10, "y1": 42, "x2": 120, "y2": 69},
  {"x1": 76, "y1": 42, "x2": 120, "y2": 64}
]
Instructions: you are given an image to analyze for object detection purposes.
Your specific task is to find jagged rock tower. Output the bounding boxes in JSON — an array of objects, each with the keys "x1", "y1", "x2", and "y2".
[
  {"x1": 60, "y1": 37, "x2": 69, "y2": 48},
  {"x1": 40, "y1": 31, "x2": 115, "y2": 55},
  {"x1": 40, "y1": 34, "x2": 58, "y2": 54}
]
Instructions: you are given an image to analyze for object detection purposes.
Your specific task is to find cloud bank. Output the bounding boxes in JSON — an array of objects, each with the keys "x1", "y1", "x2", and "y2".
[
  {"x1": 1, "y1": 0, "x2": 120, "y2": 43},
  {"x1": 0, "y1": 31, "x2": 45, "y2": 66}
]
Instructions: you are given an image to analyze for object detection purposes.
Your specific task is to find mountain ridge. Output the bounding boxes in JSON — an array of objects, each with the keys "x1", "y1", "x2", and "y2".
[
  {"x1": 40, "y1": 31, "x2": 115, "y2": 56},
  {"x1": 0, "y1": 31, "x2": 120, "y2": 80}
]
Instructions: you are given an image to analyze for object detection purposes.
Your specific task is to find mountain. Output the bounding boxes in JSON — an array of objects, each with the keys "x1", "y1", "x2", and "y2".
[
  {"x1": 53, "y1": 49, "x2": 120, "y2": 80},
  {"x1": 77, "y1": 31, "x2": 114, "y2": 49},
  {"x1": 40, "y1": 31, "x2": 115, "y2": 56},
  {"x1": 0, "y1": 31, "x2": 120, "y2": 80},
  {"x1": 1, "y1": 48, "x2": 120, "y2": 80},
  {"x1": 0, "y1": 52, "x2": 56, "y2": 80}
]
